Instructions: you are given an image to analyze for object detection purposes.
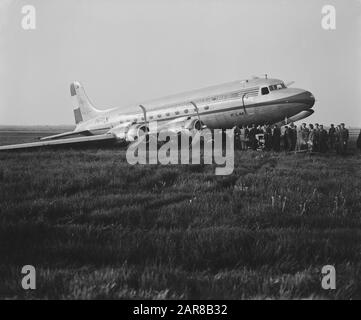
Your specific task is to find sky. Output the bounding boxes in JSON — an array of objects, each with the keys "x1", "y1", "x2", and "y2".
[{"x1": 0, "y1": 0, "x2": 360, "y2": 126}]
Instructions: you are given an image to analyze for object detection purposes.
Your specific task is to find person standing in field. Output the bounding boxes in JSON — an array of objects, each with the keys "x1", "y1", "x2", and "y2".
[
  {"x1": 284, "y1": 126, "x2": 292, "y2": 151},
  {"x1": 296, "y1": 125, "x2": 303, "y2": 151},
  {"x1": 335, "y1": 125, "x2": 342, "y2": 154},
  {"x1": 339, "y1": 123, "x2": 349, "y2": 155},
  {"x1": 249, "y1": 124, "x2": 258, "y2": 150},
  {"x1": 289, "y1": 123, "x2": 297, "y2": 151},
  {"x1": 295, "y1": 125, "x2": 302, "y2": 151},
  {"x1": 308, "y1": 124, "x2": 315, "y2": 152},
  {"x1": 296, "y1": 123, "x2": 307, "y2": 151},
  {"x1": 314, "y1": 123, "x2": 320, "y2": 152},
  {"x1": 319, "y1": 125, "x2": 328, "y2": 153},
  {"x1": 300, "y1": 123, "x2": 309, "y2": 151},
  {"x1": 244, "y1": 125, "x2": 250, "y2": 149},
  {"x1": 328, "y1": 124, "x2": 336, "y2": 151},
  {"x1": 272, "y1": 124, "x2": 281, "y2": 152},
  {"x1": 233, "y1": 125, "x2": 242, "y2": 150},
  {"x1": 264, "y1": 124, "x2": 273, "y2": 151},
  {"x1": 239, "y1": 126, "x2": 248, "y2": 150},
  {"x1": 357, "y1": 129, "x2": 361, "y2": 152}
]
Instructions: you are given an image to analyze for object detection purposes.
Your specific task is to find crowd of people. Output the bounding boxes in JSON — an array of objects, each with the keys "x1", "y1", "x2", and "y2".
[{"x1": 233, "y1": 122, "x2": 353, "y2": 154}]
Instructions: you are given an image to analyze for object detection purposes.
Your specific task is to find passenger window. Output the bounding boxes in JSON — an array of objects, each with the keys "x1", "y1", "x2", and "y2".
[
  {"x1": 175, "y1": 111, "x2": 180, "y2": 115},
  {"x1": 184, "y1": 109, "x2": 189, "y2": 114},
  {"x1": 204, "y1": 106, "x2": 209, "y2": 110},
  {"x1": 261, "y1": 87, "x2": 269, "y2": 95}
]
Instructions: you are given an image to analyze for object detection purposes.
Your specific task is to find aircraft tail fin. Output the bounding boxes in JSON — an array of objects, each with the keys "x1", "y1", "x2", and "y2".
[{"x1": 70, "y1": 81, "x2": 103, "y2": 124}]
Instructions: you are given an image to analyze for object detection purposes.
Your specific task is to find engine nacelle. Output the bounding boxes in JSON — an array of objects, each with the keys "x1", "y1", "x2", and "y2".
[
  {"x1": 108, "y1": 124, "x2": 130, "y2": 140},
  {"x1": 126, "y1": 124, "x2": 149, "y2": 142},
  {"x1": 184, "y1": 119, "x2": 205, "y2": 131},
  {"x1": 108, "y1": 122, "x2": 147, "y2": 141}
]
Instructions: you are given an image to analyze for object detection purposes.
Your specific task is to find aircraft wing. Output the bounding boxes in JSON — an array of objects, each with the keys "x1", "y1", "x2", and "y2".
[{"x1": 0, "y1": 133, "x2": 116, "y2": 151}]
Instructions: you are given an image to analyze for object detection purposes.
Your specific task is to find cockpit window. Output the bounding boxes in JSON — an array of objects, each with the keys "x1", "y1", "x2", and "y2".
[
  {"x1": 269, "y1": 82, "x2": 286, "y2": 91},
  {"x1": 261, "y1": 87, "x2": 269, "y2": 95}
]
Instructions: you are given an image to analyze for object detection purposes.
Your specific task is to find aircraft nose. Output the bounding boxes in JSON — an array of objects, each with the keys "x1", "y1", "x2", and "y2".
[
  {"x1": 306, "y1": 91, "x2": 315, "y2": 108},
  {"x1": 289, "y1": 90, "x2": 315, "y2": 108}
]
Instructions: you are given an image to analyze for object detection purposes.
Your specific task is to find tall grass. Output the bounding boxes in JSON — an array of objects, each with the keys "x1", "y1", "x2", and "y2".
[{"x1": 1, "y1": 148, "x2": 361, "y2": 299}]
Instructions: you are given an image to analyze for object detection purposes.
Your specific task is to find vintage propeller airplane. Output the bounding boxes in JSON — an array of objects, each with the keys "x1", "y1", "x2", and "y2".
[{"x1": 0, "y1": 75, "x2": 315, "y2": 150}]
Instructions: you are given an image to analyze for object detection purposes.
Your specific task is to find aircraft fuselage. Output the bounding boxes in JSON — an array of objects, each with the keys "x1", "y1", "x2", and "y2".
[{"x1": 76, "y1": 77, "x2": 315, "y2": 134}]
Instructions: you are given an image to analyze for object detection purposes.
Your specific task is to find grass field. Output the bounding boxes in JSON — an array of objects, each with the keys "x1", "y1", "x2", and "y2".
[{"x1": 1, "y1": 127, "x2": 361, "y2": 299}]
